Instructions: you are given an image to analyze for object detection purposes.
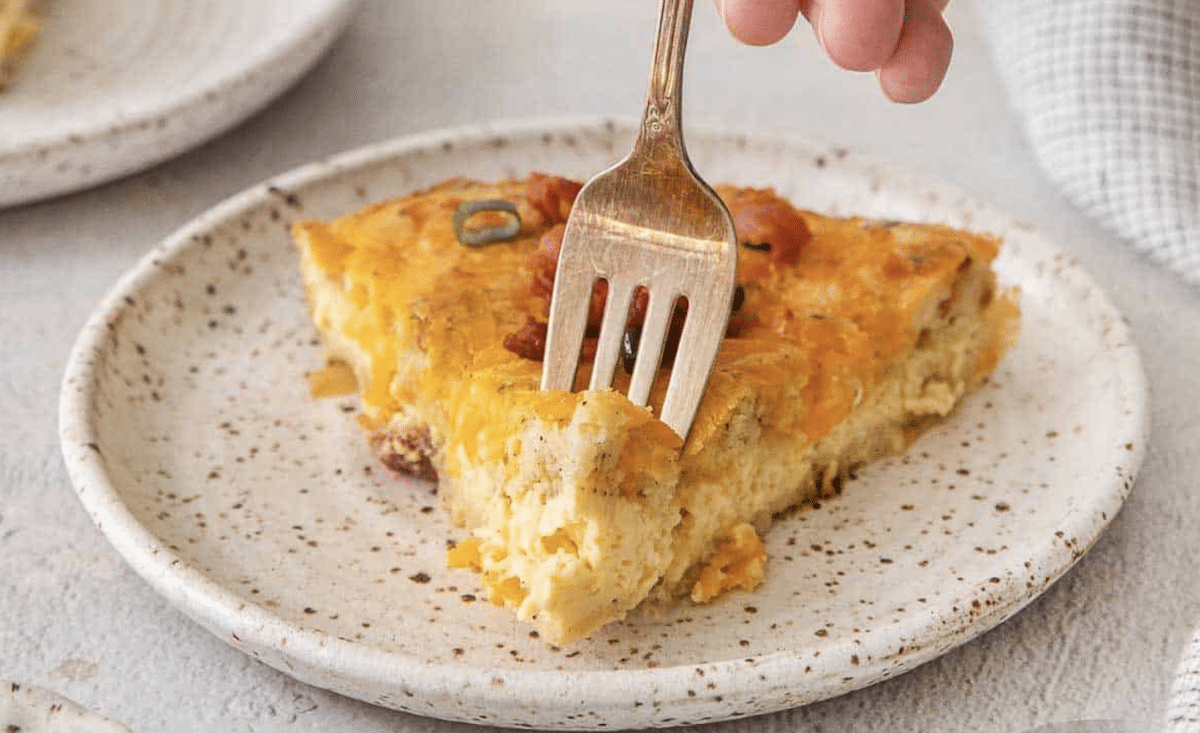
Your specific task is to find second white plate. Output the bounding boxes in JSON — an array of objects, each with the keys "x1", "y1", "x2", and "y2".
[
  {"x1": 60, "y1": 119, "x2": 1148, "y2": 729},
  {"x1": 0, "y1": 0, "x2": 358, "y2": 207}
]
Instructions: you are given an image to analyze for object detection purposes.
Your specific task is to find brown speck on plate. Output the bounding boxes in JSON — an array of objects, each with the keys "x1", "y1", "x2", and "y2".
[{"x1": 2, "y1": 682, "x2": 134, "y2": 733}]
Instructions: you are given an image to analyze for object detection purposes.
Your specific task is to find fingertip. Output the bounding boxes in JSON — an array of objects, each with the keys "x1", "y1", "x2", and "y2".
[
  {"x1": 718, "y1": 0, "x2": 802, "y2": 47},
  {"x1": 878, "y1": 1, "x2": 953, "y2": 103},
  {"x1": 817, "y1": 0, "x2": 905, "y2": 72}
]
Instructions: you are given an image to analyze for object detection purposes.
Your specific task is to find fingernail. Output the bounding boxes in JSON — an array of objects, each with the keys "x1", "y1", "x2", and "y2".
[
  {"x1": 716, "y1": 0, "x2": 730, "y2": 27},
  {"x1": 811, "y1": 4, "x2": 827, "y2": 50},
  {"x1": 875, "y1": 69, "x2": 895, "y2": 103}
]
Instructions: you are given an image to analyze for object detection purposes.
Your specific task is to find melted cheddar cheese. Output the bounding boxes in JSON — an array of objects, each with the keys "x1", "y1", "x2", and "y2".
[{"x1": 0, "y1": 0, "x2": 37, "y2": 91}]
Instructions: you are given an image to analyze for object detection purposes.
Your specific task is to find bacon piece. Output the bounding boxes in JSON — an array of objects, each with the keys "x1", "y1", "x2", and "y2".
[
  {"x1": 502, "y1": 315, "x2": 600, "y2": 363},
  {"x1": 726, "y1": 188, "x2": 811, "y2": 266},
  {"x1": 530, "y1": 223, "x2": 610, "y2": 329},
  {"x1": 373, "y1": 425, "x2": 438, "y2": 481},
  {"x1": 503, "y1": 316, "x2": 549, "y2": 361},
  {"x1": 530, "y1": 224, "x2": 565, "y2": 299},
  {"x1": 526, "y1": 173, "x2": 583, "y2": 225}
]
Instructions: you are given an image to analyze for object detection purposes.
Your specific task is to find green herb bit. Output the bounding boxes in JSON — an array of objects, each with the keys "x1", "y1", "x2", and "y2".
[{"x1": 453, "y1": 200, "x2": 522, "y2": 247}]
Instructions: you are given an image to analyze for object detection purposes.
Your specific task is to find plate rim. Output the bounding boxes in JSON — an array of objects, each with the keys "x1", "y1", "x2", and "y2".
[
  {"x1": 0, "y1": 0, "x2": 361, "y2": 207},
  {"x1": 58, "y1": 116, "x2": 1151, "y2": 729}
]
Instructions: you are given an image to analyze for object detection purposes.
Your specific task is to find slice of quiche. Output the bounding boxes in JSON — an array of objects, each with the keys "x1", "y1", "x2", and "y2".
[
  {"x1": 293, "y1": 174, "x2": 1020, "y2": 645},
  {"x1": 0, "y1": 0, "x2": 37, "y2": 91}
]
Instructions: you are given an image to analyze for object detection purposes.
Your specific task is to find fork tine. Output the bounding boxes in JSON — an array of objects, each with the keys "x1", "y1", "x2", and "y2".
[
  {"x1": 589, "y1": 278, "x2": 636, "y2": 391},
  {"x1": 626, "y1": 288, "x2": 676, "y2": 407},
  {"x1": 659, "y1": 295, "x2": 729, "y2": 436},
  {"x1": 541, "y1": 262, "x2": 596, "y2": 392}
]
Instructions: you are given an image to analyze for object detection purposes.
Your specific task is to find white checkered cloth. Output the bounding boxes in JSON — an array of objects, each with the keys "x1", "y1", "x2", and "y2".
[
  {"x1": 973, "y1": 0, "x2": 1200, "y2": 288},
  {"x1": 972, "y1": 3, "x2": 1200, "y2": 725},
  {"x1": 1169, "y1": 626, "x2": 1200, "y2": 731}
]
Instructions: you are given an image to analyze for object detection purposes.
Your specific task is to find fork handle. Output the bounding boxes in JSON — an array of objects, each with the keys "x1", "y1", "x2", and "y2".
[{"x1": 634, "y1": 0, "x2": 695, "y2": 166}]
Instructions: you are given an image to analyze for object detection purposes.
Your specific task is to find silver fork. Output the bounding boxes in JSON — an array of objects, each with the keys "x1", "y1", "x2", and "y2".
[{"x1": 539, "y1": 0, "x2": 739, "y2": 440}]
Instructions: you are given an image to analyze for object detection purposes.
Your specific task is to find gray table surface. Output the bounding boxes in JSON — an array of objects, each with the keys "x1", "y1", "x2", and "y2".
[{"x1": 3, "y1": 2, "x2": 1198, "y2": 732}]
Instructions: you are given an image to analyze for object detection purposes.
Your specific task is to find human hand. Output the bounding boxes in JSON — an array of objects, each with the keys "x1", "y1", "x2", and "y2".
[{"x1": 715, "y1": 0, "x2": 953, "y2": 103}]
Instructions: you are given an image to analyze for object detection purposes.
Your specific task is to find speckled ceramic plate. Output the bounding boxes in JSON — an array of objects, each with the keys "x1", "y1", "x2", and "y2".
[
  {"x1": 59, "y1": 119, "x2": 1148, "y2": 730},
  {"x1": 1, "y1": 681, "x2": 132, "y2": 733},
  {"x1": 0, "y1": 0, "x2": 358, "y2": 208}
]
